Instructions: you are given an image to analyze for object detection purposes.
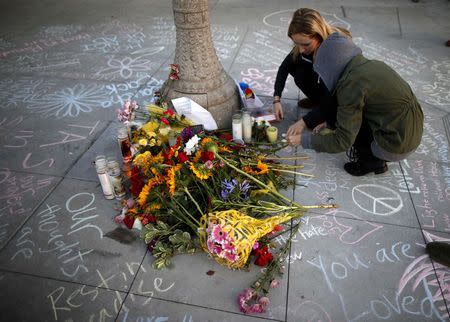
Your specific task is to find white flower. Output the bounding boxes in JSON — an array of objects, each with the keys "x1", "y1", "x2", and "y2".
[
  {"x1": 132, "y1": 218, "x2": 143, "y2": 230},
  {"x1": 184, "y1": 135, "x2": 200, "y2": 155}
]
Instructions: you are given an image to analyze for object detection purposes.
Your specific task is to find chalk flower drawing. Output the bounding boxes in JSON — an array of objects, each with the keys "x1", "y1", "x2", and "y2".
[
  {"x1": 27, "y1": 83, "x2": 106, "y2": 118},
  {"x1": 95, "y1": 53, "x2": 157, "y2": 79}
]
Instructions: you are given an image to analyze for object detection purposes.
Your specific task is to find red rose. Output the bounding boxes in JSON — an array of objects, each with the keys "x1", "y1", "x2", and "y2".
[
  {"x1": 253, "y1": 245, "x2": 268, "y2": 257},
  {"x1": 255, "y1": 252, "x2": 273, "y2": 266},
  {"x1": 123, "y1": 215, "x2": 135, "y2": 229},
  {"x1": 169, "y1": 73, "x2": 179, "y2": 80},
  {"x1": 273, "y1": 225, "x2": 283, "y2": 232},
  {"x1": 141, "y1": 215, "x2": 157, "y2": 226},
  {"x1": 160, "y1": 117, "x2": 170, "y2": 125},
  {"x1": 201, "y1": 151, "x2": 215, "y2": 162},
  {"x1": 163, "y1": 109, "x2": 175, "y2": 116},
  {"x1": 178, "y1": 151, "x2": 189, "y2": 163},
  {"x1": 218, "y1": 133, "x2": 233, "y2": 142}
]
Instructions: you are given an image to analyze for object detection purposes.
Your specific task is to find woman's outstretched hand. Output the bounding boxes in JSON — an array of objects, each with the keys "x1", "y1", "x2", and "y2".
[
  {"x1": 273, "y1": 102, "x2": 284, "y2": 120},
  {"x1": 286, "y1": 119, "x2": 306, "y2": 137},
  {"x1": 312, "y1": 122, "x2": 326, "y2": 134},
  {"x1": 287, "y1": 134, "x2": 302, "y2": 147}
]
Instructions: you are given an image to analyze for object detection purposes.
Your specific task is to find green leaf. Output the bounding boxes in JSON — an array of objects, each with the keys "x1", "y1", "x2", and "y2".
[{"x1": 152, "y1": 258, "x2": 167, "y2": 270}]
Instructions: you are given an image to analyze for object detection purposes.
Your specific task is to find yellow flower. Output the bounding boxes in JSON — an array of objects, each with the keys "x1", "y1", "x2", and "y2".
[
  {"x1": 159, "y1": 126, "x2": 171, "y2": 136},
  {"x1": 146, "y1": 203, "x2": 162, "y2": 212},
  {"x1": 138, "y1": 183, "x2": 151, "y2": 207},
  {"x1": 192, "y1": 150, "x2": 202, "y2": 163},
  {"x1": 256, "y1": 160, "x2": 269, "y2": 174},
  {"x1": 133, "y1": 151, "x2": 152, "y2": 172},
  {"x1": 166, "y1": 164, "x2": 182, "y2": 195},
  {"x1": 243, "y1": 160, "x2": 269, "y2": 175},
  {"x1": 142, "y1": 121, "x2": 159, "y2": 134},
  {"x1": 189, "y1": 162, "x2": 212, "y2": 180},
  {"x1": 149, "y1": 152, "x2": 164, "y2": 165},
  {"x1": 200, "y1": 137, "x2": 213, "y2": 147},
  {"x1": 218, "y1": 146, "x2": 232, "y2": 153},
  {"x1": 138, "y1": 175, "x2": 164, "y2": 207},
  {"x1": 138, "y1": 138, "x2": 148, "y2": 146}
]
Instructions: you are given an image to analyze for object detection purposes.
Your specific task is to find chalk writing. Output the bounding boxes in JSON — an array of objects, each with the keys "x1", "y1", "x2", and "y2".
[
  {"x1": 275, "y1": 211, "x2": 383, "y2": 246},
  {"x1": 47, "y1": 263, "x2": 176, "y2": 321},
  {"x1": 408, "y1": 160, "x2": 450, "y2": 231},
  {"x1": 0, "y1": 32, "x2": 91, "y2": 58},
  {"x1": 295, "y1": 300, "x2": 332, "y2": 322},
  {"x1": 0, "y1": 168, "x2": 54, "y2": 245},
  {"x1": 305, "y1": 239, "x2": 447, "y2": 321}
]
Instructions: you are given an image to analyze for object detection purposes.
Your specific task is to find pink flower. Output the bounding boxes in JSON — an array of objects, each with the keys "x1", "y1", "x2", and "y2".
[
  {"x1": 207, "y1": 239, "x2": 220, "y2": 254},
  {"x1": 123, "y1": 100, "x2": 131, "y2": 112},
  {"x1": 237, "y1": 289, "x2": 268, "y2": 314},
  {"x1": 259, "y1": 297, "x2": 270, "y2": 306},
  {"x1": 114, "y1": 214, "x2": 125, "y2": 224},
  {"x1": 225, "y1": 252, "x2": 238, "y2": 262},
  {"x1": 126, "y1": 198, "x2": 134, "y2": 208},
  {"x1": 170, "y1": 64, "x2": 180, "y2": 73},
  {"x1": 252, "y1": 241, "x2": 260, "y2": 250},
  {"x1": 205, "y1": 160, "x2": 214, "y2": 170},
  {"x1": 222, "y1": 240, "x2": 236, "y2": 252},
  {"x1": 270, "y1": 279, "x2": 280, "y2": 289},
  {"x1": 210, "y1": 224, "x2": 227, "y2": 243}
]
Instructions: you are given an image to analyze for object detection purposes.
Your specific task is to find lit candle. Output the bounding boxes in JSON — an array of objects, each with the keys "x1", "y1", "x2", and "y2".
[
  {"x1": 117, "y1": 126, "x2": 132, "y2": 163},
  {"x1": 242, "y1": 111, "x2": 252, "y2": 143},
  {"x1": 232, "y1": 114, "x2": 243, "y2": 141},
  {"x1": 94, "y1": 155, "x2": 114, "y2": 200},
  {"x1": 266, "y1": 126, "x2": 278, "y2": 143}
]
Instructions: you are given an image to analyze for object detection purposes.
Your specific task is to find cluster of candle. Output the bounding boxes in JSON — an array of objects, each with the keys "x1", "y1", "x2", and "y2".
[
  {"x1": 94, "y1": 155, "x2": 126, "y2": 200},
  {"x1": 232, "y1": 111, "x2": 279, "y2": 144},
  {"x1": 232, "y1": 111, "x2": 253, "y2": 143}
]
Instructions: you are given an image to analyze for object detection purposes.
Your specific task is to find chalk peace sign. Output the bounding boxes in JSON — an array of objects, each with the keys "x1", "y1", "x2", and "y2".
[{"x1": 352, "y1": 184, "x2": 403, "y2": 216}]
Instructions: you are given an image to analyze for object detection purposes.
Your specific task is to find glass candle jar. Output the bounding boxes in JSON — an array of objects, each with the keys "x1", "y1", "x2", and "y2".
[
  {"x1": 241, "y1": 111, "x2": 252, "y2": 143},
  {"x1": 118, "y1": 126, "x2": 132, "y2": 163},
  {"x1": 266, "y1": 126, "x2": 278, "y2": 143},
  {"x1": 232, "y1": 114, "x2": 243, "y2": 141},
  {"x1": 107, "y1": 159, "x2": 126, "y2": 200},
  {"x1": 94, "y1": 155, "x2": 114, "y2": 200}
]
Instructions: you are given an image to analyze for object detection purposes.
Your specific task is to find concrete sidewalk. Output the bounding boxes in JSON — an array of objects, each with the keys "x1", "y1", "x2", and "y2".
[{"x1": 0, "y1": 0, "x2": 449, "y2": 321}]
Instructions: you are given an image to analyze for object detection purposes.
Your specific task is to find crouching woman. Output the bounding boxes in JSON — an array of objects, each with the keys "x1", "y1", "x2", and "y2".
[{"x1": 287, "y1": 32, "x2": 424, "y2": 176}]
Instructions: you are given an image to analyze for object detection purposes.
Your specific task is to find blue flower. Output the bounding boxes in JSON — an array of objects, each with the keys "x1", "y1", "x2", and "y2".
[
  {"x1": 239, "y1": 180, "x2": 250, "y2": 200},
  {"x1": 221, "y1": 179, "x2": 235, "y2": 201}
]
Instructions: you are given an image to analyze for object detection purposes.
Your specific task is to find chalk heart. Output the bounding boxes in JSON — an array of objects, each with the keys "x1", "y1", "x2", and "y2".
[{"x1": 332, "y1": 210, "x2": 383, "y2": 245}]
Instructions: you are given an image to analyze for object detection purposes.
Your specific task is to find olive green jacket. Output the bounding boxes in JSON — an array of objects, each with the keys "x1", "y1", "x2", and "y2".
[{"x1": 304, "y1": 55, "x2": 423, "y2": 154}]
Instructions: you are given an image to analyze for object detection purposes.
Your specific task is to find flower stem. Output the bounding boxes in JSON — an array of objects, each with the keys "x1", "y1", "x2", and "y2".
[
  {"x1": 184, "y1": 187, "x2": 204, "y2": 217},
  {"x1": 275, "y1": 169, "x2": 314, "y2": 177}
]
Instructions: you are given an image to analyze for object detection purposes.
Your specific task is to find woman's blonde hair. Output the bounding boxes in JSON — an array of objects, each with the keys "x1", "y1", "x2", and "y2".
[{"x1": 288, "y1": 8, "x2": 351, "y2": 59}]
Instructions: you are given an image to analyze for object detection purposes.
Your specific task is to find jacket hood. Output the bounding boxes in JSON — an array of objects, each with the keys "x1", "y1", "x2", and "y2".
[{"x1": 313, "y1": 32, "x2": 362, "y2": 92}]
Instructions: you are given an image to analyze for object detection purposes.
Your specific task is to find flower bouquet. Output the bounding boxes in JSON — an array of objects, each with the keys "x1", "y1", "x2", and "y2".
[{"x1": 113, "y1": 65, "x2": 335, "y2": 314}]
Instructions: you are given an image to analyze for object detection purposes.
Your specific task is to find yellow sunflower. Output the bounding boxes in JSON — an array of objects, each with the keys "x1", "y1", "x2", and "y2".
[
  {"x1": 166, "y1": 164, "x2": 182, "y2": 195},
  {"x1": 200, "y1": 137, "x2": 213, "y2": 147},
  {"x1": 137, "y1": 182, "x2": 151, "y2": 207},
  {"x1": 192, "y1": 150, "x2": 202, "y2": 163},
  {"x1": 243, "y1": 160, "x2": 269, "y2": 175},
  {"x1": 189, "y1": 162, "x2": 212, "y2": 180}
]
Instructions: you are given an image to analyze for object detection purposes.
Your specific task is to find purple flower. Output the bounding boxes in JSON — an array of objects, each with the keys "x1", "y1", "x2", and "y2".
[
  {"x1": 220, "y1": 179, "x2": 235, "y2": 200},
  {"x1": 239, "y1": 180, "x2": 250, "y2": 199},
  {"x1": 181, "y1": 127, "x2": 193, "y2": 142}
]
